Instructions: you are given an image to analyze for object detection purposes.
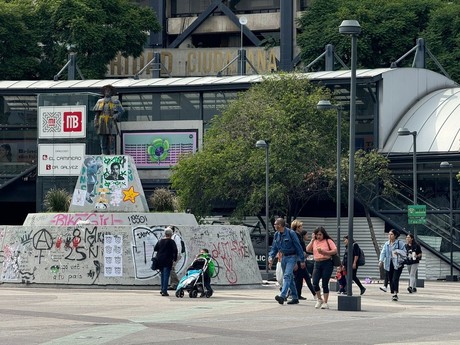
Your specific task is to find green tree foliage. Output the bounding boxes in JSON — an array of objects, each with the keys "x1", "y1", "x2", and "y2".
[
  {"x1": 423, "y1": 2, "x2": 460, "y2": 82},
  {"x1": 0, "y1": 1, "x2": 42, "y2": 79},
  {"x1": 0, "y1": 0, "x2": 160, "y2": 80},
  {"x1": 171, "y1": 74, "x2": 339, "y2": 221},
  {"x1": 297, "y1": 0, "x2": 442, "y2": 70}
]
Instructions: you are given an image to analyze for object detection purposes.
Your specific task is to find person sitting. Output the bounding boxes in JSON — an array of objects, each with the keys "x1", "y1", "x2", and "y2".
[{"x1": 194, "y1": 248, "x2": 215, "y2": 296}]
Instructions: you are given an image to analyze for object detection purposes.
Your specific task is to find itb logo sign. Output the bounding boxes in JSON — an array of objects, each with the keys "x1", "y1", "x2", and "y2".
[{"x1": 39, "y1": 105, "x2": 86, "y2": 139}]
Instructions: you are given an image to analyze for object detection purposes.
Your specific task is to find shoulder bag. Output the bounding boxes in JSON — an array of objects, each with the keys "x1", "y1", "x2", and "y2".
[{"x1": 327, "y1": 239, "x2": 341, "y2": 267}]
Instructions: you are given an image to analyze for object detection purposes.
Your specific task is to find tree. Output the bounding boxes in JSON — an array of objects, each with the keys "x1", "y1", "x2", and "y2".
[
  {"x1": 423, "y1": 2, "x2": 460, "y2": 82},
  {"x1": 0, "y1": 1, "x2": 42, "y2": 79},
  {"x1": 297, "y1": 0, "x2": 443, "y2": 71},
  {"x1": 171, "y1": 74, "x2": 339, "y2": 224},
  {"x1": 0, "y1": 0, "x2": 161, "y2": 80},
  {"x1": 35, "y1": 0, "x2": 161, "y2": 79}
]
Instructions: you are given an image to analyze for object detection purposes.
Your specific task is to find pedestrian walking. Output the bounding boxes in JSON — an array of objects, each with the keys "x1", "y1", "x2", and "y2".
[
  {"x1": 291, "y1": 220, "x2": 315, "y2": 299},
  {"x1": 268, "y1": 218, "x2": 306, "y2": 305},
  {"x1": 343, "y1": 235, "x2": 366, "y2": 295},
  {"x1": 405, "y1": 233, "x2": 422, "y2": 293},
  {"x1": 306, "y1": 226, "x2": 337, "y2": 309},
  {"x1": 168, "y1": 225, "x2": 183, "y2": 290},
  {"x1": 379, "y1": 229, "x2": 406, "y2": 301},
  {"x1": 154, "y1": 228, "x2": 178, "y2": 296}
]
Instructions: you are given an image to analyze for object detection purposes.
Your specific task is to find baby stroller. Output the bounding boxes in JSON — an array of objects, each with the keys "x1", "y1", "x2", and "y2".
[{"x1": 175, "y1": 256, "x2": 212, "y2": 298}]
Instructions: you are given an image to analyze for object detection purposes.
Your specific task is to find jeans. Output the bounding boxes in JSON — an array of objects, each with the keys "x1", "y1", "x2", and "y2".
[
  {"x1": 407, "y1": 263, "x2": 419, "y2": 289},
  {"x1": 312, "y1": 259, "x2": 334, "y2": 294},
  {"x1": 388, "y1": 260, "x2": 404, "y2": 294},
  {"x1": 160, "y1": 266, "x2": 172, "y2": 293},
  {"x1": 280, "y1": 255, "x2": 298, "y2": 299}
]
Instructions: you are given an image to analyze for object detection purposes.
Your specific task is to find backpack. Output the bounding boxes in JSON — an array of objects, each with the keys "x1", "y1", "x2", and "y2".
[{"x1": 354, "y1": 243, "x2": 366, "y2": 266}]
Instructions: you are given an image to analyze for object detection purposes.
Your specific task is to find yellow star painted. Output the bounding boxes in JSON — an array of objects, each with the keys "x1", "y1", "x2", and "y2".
[{"x1": 123, "y1": 186, "x2": 140, "y2": 203}]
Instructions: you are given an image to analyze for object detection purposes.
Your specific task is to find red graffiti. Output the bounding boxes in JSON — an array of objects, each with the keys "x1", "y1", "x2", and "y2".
[
  {"x1": 55, "y1": 236, "x2": 63, "y2": 249},
  {"x1": 211, "y1": 241, "x2": 244, "y2": 284},
  {"x1": 72, "y1": 237, "x2": 80, "y2": 248}
]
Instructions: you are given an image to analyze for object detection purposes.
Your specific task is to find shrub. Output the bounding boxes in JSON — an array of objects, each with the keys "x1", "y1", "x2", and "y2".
[{"x1": 43, "y1": 188, "x2": 71, "y2": 212}]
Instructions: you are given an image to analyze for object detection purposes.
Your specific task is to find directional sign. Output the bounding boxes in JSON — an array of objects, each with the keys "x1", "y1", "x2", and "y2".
[{"x1": 408, "y1": 205, "x2": 426, "y2": 224}]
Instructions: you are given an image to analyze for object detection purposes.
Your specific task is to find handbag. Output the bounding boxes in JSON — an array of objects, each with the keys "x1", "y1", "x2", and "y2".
[
  {"x1": 151, "y1": 256, "x2": 159, "y2": 270},
  {"x1": 327, "y1": 240, "x2": 341, "y2": 267}
]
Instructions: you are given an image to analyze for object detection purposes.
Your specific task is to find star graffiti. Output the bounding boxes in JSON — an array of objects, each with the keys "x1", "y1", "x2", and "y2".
[{"x1": 122, "y1": 186, "x2": 140, "y2": 203}]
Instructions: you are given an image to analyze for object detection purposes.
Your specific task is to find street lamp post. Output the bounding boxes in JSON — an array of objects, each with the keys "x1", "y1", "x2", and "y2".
[
  {"x1": 398, "y1": 128, "x2": 424, "y2": 287},
  {"x1": 440, "y1": 161, "x2": 458, "y2": 282},
  {"x1": 238, "y1": 16, "x2": 248, "y2": 75},
  {"x1": 256, "y1": 140, "x2": 270, "y2": 276},
  {"x1": 338, "y1": 19, "x2": 361, "y2": 312},
  {"x1": 317, "y1": 100, "x2": 342, "y2": 257}
]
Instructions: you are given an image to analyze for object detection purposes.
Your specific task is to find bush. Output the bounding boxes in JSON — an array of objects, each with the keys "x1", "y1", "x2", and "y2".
[
  {"x1": 149, "y1": 188, "x2": 177, "y2": 212},
  {"x1": 43, "y1": 188, "x2": 71, "y2": 212}
]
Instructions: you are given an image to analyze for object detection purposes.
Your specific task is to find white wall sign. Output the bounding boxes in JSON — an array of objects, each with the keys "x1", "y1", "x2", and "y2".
[
  {"x1": 38, "y1": 143, "x2": 86, "y2": 176},
  {"x1": 38, "y1": 105, "x2": 87, "y2": 139}
]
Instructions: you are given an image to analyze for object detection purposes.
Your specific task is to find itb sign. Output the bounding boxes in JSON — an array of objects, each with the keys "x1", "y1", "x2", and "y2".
[{"x1": 38, "y1": 106, "x2": 86, "y2": 139}]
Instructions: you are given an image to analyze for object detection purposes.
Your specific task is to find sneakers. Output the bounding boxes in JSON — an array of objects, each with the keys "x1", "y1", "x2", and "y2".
[
  {"x1": 379, "y1": 286, "x2": 387, "y2": 292},
  {"x1": 360, "y1": 287, "x2": 366, "y2": 295},
  {"x1": 413, "y1": 287, "x2": 417, "y2": 293},
  {"x1": 275, "y1": 295, "x2": 285, "y2": 305},
  {"x1": 287, "y1": 299, "x2": 299, "y2": 305},
  {"x1": 320, "y1": 303, "x2": 329, "y2": 309},
  {"x1": 407, "y1": 287, "x2": 413, "y2": 294},
  {"x1": 392, "y1": 294, "x2": 398, "y2": 301},
  {"x1": 315, "y1": 299, "x2": 324, "y2": 309}
]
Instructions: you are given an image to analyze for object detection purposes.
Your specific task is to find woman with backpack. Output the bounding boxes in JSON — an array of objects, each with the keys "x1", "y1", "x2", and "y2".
[
  {"x1": 342, "y1": 236, "x2": 366, "y2": 295},
  {"x1": 379, "y1": 229, "x2": 406, "y2": 301}
]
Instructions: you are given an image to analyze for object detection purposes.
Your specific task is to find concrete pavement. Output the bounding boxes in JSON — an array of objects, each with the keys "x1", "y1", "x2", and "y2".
[{"x1": 1, "y1": 280, "x2": 459, "y2": 345}]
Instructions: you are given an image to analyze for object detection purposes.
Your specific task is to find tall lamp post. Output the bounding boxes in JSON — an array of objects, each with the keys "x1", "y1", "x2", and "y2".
[
  {"x1": 398, "y1": 127, "x2": 423, "y2": 287},
  {"x1": 256, "y1": 140, "x2": 270, "y2": 276},
  {"x1": 337, "y1": 19, "x2": 361, "y2": 312},
  {"x1": 317, "y1": 100, "x2": 342, "y2": 256},
  {"x1": 440, "y1": 161, "x2": 458, "y2": 281}
]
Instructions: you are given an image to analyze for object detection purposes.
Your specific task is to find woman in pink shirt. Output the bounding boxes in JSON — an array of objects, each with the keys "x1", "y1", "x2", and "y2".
[{"x1": 306, "y1": 226, "x2": 337, "y2": 309}]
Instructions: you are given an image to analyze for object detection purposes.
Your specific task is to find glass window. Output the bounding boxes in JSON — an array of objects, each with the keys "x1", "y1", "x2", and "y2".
[{"x1": 203, "y1": 91, "x2": 237, "y2": 123}]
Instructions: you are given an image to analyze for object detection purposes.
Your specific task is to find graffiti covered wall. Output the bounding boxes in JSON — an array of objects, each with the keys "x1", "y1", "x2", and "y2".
[{"x1": 0, "y1": 225, "x2": 262, "y2": 286}]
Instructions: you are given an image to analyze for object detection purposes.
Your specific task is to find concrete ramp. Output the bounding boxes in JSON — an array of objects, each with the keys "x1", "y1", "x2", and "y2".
[{"x1": 68, "y1": 155, "x2": 149, "y2": 213}]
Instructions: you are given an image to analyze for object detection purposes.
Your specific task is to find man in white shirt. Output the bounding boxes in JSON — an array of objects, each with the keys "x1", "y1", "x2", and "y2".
[{"x1": 168, "y1": 226, "x2": 183, "y2": 289}]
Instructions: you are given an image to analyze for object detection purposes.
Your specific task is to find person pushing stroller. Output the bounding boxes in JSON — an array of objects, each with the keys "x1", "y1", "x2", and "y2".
[{"x1": 176, "y1": 248, "x2": 215, "y2": 298}]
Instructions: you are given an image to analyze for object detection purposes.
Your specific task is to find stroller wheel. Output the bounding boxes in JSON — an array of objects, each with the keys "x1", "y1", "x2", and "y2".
[
  {"x1": 189, "y1": 290, "x2": 198, "y2": 298},
  {"x1": 205, "y1": 290, "x2": 213, "y2": 298},
  {"x1": 175, "y1": 289, "x2": 183, "y2": 298}
]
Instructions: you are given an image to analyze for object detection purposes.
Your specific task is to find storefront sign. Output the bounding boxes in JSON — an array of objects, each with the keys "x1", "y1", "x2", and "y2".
[{"x1": 107, "y1": 47, "x2": 279, "y2": 78}]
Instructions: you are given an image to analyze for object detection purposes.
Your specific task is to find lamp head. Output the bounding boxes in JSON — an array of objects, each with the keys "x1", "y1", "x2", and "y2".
[
  {"x1": 317, "y1": 99, "x2": 333, "y2": 110},
  {"x1": 397, "y1": 127, "x2": 412, "y2": 136},
  {"x1": 440, "y1": 161, "x2": 453, "y2": 169},
  {"x1": 255, "y1": 140, "x2": 268, "y2": 148},
  {"x1": 339, "y1": 20, "x2": 361, "y2": 36},
  {"x1": 239, "y1": 16, "x2": 248, "y2": 26}
]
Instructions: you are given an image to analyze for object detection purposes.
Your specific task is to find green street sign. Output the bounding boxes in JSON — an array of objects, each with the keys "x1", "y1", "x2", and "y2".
[
  {"x1": 408, "y1": 205, "x2": 426, "y2": 217},
  {"x1": 408, "y1": 205, "x2": 426, "y2": 224},
  {"x1": 408, "y1": 217, "x2": 426, "y2": 225}
]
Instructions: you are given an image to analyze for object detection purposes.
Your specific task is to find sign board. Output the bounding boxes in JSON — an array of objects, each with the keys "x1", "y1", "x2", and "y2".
[
  {"x1": 122, "y1": 130, "x2": 198, "y2": 169},
  {"x1": 38, "y1": 105, "x2": 87, "y2": 139},
  {"x1": 408, "y1": 204, "x2": 426, "y2": 224},
  {"x1": 38, "y1": 143, "x2": 86, "y2": 176}
]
